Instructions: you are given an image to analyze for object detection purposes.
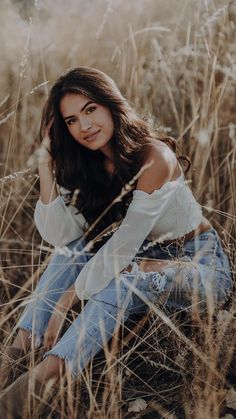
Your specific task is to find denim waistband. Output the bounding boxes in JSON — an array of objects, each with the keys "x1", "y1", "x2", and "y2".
[
  {"x1": 137, "y1": 227, "x2": 221, "y2": 260},
  {"x1": 184, "y1": 227, "x2": 217, "y2": 242},
  {"x1": 144, "y1": 228, "x2": 217, "y2": 248}
]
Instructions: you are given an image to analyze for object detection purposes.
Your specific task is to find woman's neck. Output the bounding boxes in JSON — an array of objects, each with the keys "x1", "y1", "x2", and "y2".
[
  {"x1": 103, "y1": 158, "x2": 115, "y2": 177},
  {"x1": 100, "y1": 142, "x2": 114, "y2": 162}
]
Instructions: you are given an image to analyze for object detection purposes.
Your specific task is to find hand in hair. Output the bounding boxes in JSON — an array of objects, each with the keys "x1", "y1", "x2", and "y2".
[{"x1": 38, "y1": 118, "x2": 54, "y2": 165}]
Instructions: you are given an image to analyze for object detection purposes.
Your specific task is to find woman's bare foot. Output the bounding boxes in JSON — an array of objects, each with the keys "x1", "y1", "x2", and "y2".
[
  {"x1": 0, "y1": 329, "x2": 34, "y2": 389},
  {"x1": 33, "y1": 355, "x2": 65, "y2": 383},
  {"x1": 0, "y1": 347, "x2": 27, "y2": 390}
]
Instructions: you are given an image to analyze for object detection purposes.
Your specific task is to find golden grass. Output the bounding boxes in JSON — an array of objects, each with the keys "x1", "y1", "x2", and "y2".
[{"x1": 0, "y1": 0, "x2": 236, "y2": 417}]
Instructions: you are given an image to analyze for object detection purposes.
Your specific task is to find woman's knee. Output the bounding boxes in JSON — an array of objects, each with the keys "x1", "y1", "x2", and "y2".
[
  {"x1": 42, "y1": 239, "x2": 91, "y2": 283},
  {"x1": 92, "y1": 276, "x2": 134, "y2": 311}
]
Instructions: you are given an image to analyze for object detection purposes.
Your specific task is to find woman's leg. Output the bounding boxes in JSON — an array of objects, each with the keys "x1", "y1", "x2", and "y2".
[
  {"x1": 34, "y1": 265, "x2": 157, "y2": 382},
  {"x1": 12, "y1": 237, "x2": 92, "y2": 352},
  {"x1": 34, "y1": 256, "x2": 219, "y2": 382},
  {"x1": 142, "y1": 228, "x2": 234, "y2": 312},
  {"x1": 11, "y1": 229, "x2": 233, "y2": 383},
  {"x1": 121, "y1": 228, "x2": 233, "y2": 313}
]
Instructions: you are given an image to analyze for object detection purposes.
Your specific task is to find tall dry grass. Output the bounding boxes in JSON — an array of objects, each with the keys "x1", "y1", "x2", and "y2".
[{"x1": 0, "y1": 0, "x2": 236, "y2": 417}]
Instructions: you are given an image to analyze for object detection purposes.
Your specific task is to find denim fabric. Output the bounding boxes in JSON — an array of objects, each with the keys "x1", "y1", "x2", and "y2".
[
  {"x1": 15, "y1": 228, "x2": 233, "y2": 379},
  {"x1": 134, "y1": 228, "x2": 233, "y2": 310}
]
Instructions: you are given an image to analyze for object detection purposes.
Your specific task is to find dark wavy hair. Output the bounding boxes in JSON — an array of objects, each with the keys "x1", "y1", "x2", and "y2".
[{"x1": 40, "y1": 66, "x2": 191, "y2": 250}]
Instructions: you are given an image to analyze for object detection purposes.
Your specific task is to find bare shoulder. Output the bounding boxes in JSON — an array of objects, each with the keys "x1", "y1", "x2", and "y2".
[
  {"x1": 143, "y1": 140, "x2": 177, "y2": 165},
  {"x1": 136, "y1": 141, "x2": 178, "y2": 194}
]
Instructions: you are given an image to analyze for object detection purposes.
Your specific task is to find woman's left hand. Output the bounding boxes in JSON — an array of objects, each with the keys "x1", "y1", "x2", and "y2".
[{"x1": 43, "y1": 308, "x2": 67, "y2": 351}]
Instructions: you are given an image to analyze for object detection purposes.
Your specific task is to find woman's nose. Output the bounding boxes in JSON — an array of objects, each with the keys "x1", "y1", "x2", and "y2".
[{"x1": 80, "y1": 117, "x2": 92, "y2": 132}]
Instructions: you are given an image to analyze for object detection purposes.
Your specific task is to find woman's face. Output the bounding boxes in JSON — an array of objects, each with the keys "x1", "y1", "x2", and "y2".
[{"x1": 60, "y1": 93, "x2": 115, "y2": 156}]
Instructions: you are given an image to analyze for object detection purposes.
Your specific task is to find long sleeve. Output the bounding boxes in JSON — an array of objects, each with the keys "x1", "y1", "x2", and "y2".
[
  {"x1": 75, "y1": 180, "x2": 181, "y2": 300},
  {"x1": 34, "y1": 194, "x2": 87, "y2": 247}
]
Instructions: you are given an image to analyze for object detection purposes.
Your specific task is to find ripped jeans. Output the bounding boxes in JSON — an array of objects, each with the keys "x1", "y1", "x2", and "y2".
[{"x1": 15, "y1": 228, "x2": 233, "y2": 379}]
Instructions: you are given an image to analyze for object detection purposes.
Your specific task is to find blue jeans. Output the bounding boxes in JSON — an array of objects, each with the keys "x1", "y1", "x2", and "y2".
[{"x1": 15, "y1": 228, "x2": 233, "y2": 379}]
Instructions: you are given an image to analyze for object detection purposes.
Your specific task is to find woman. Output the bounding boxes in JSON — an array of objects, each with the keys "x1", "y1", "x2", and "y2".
[{"x1": 0, "y1": 67, "x2": 233, "y2": 416}]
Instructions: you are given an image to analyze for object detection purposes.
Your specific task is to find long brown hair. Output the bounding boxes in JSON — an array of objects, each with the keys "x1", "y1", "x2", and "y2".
[{"x1": 40, "y1": 67, "x2": 190, "y2": 250}]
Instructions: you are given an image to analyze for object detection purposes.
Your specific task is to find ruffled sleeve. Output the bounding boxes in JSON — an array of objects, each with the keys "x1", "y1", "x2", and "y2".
[
  {"x1": 34, "y1": 193, "x2": 87, "y2": 247},
  {"x1": 75, "y1": 180, "x2": 180, "y2": 300}
]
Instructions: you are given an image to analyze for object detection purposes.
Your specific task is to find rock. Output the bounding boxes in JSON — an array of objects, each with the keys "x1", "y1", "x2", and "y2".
[{"x1": 128, "y1": 398, "x2": 147, "y2": 413}]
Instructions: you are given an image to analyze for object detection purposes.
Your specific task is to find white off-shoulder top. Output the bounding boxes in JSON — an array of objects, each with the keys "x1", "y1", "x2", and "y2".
[{"x1": 34, "y1": 166, "x2": 203, "y2": 300}]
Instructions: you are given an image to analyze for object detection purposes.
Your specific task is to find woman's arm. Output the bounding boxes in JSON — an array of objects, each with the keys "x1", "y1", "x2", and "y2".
[
  {"x1": 34, "y1": 133, "x2": 86, "y2": 247},
  {"x1": 38, "y1": 133, "x2": 59, "y2": 204},
  {"x1": 43, "y1": 284, "x2": 80, "y2": 350},
  {"x1": 38, "y1": 161, "x2": 58, "y2": 204},
  {"x1": 55, "y1": 283, "x2": 80, "y2": 311}
]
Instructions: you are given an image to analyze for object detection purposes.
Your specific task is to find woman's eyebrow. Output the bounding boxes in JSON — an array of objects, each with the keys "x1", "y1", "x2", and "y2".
[{"x1": 63, "y1": 101, "x2": 94, "y2": 121}]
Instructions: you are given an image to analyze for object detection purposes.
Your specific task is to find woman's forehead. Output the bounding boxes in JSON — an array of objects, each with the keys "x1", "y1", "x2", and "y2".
[{"x1": 60, "y1": 93, "x2": 92, "y2": 115}]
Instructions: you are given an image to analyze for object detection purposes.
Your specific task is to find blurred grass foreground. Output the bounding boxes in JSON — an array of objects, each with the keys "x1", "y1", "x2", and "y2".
[{"x1": 0, "y1": 0, "x2": 236, "y2": 418}]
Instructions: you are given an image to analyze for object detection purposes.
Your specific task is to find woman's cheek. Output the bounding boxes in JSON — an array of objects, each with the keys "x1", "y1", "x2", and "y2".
[{"x1": 68, "y1": 126, "x2": 76, "y2": 138}]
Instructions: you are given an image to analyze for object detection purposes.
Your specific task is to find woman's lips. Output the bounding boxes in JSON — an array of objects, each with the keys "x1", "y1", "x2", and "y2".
[{"x1": 85, "y1": 130, "x2": 101, "y2": 142}]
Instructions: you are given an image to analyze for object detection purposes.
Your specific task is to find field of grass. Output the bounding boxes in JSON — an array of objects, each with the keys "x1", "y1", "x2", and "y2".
[{"x1": 0, "y1": 0, "x2": 236, "y2": 417}]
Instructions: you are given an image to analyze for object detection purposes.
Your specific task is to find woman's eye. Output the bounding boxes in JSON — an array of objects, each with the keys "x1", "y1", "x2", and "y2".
[
  {"x1": 67, "y1": 119, "x2": 75, "y2": 126},
  {"x1": 66, "y1": 107, "x2": 96, "y2": 125},
  {"x1": 86, "y1": 106, "x2": 96, "y2": 114}
]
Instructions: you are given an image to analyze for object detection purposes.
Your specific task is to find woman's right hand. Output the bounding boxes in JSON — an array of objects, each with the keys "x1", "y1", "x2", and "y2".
[
  {"x1": 43, "y1": 309, "x2": 67, "y2": 351},
  {"x1": 38, "y1": 119, "x2": 54, "y2": 165}
]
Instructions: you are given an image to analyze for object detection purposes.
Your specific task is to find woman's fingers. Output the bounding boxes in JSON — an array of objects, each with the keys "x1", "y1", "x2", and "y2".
[
  {"x1": 43, "y1": 326, "x2": 62, "y2": 350},
  {"x1": 43, "y1": 312, "x2": 66, "y2": 351},
  {"x1": 38, "y1": 135, "x2": 53, "y2": 164},
  {"x1": 37, "y1": 116, "x2": 54, "y2": 165},
  {"x1": 45, "y1": 116, "x2": 54, "y2": 137},
  {"x1": 41, "y1": 136, "x2": 51, "y2": 152},
  {"x1": 43, "y1": 334, "x2": 50, "y2": 350},
  {"x1": 43, "y1": 335, "x2": 56, "y2": 351}
]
